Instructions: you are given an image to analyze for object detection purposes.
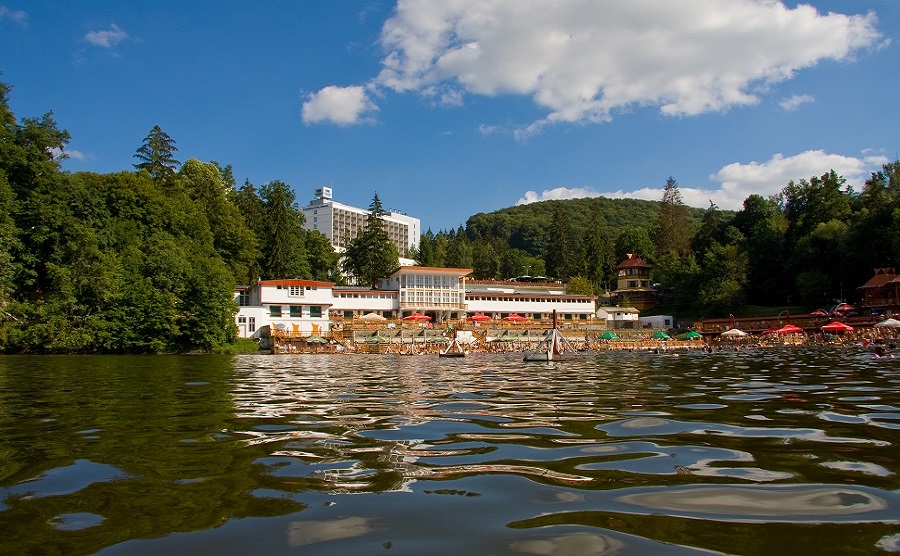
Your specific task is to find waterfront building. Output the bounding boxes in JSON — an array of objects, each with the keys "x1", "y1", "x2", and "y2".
[
  {"x1": 858, "y1": 267, "x2": 900, "y2": 313},
  {"x1": 596, "y1": 306, "x2": 640, "y2": 329},
  {"x1": 612, "y1": 253, "x2": 658, "y2": 311},
  {"x1": 300, "y1": 187, "x2": 421, "y2": 255},
  {"x1": 235, "y1": 279, "x2": 334, "y2": 338},
  {"x1": 465, "y1": 279, "x2": 597, "y2": 323},
  {"x1": 234, "y1": 267, "x2": 600, "y2": 338}
]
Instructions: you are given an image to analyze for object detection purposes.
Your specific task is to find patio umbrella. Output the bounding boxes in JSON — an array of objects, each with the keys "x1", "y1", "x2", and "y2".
[
  {"x1": 681, "y1": 331, "x2": 702, "y2": 340},
  {"x1": 821, "y1": 321, "x2": 854, "y2": 333},
  {"x1": 761, "y1": 326, "x2": 780, "y2": 336},
  {"x1": 599, "y1": 331, "x2": 619, "y2": 340},
  {"x1": 402, "y1": 312, "x2": 432, "y2": 322},
  {"x1": 366, "y1": 334, "x2": 388, "y2": 343},
  {"x1": 874, "y1": 318, "x2": 900, "y2": 328},
  {"x1": 651, "y1": 330, "x2": 671, "y2": 340},
  {"x1": 777, "y1": 324, "x2": 804, "y2": 335},
  {"x1": 359, "y1": 312, "x2": 386, "y2": 322},
  {"x1": 502, "y1": 313, "x2": 527, "y2": 322},
  {"x1": 720, "y1": 328, "x2": 747, "y2": 338},
  {"x1": 305, "y1": 335, "x2": 328, "y2": 343},
  {"x1": 468, "y1": 313, "x2": 492, "y2": 322}
]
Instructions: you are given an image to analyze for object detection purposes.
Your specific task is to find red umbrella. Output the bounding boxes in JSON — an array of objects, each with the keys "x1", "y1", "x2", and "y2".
[
  {"x1": 761, "y1": 326, "x2": 780, "y2": 336},
  {"x1": 821, "y1": 321, "x2": 854, "y2": 333},
  {"x1": 502, "y1": 313, "x2": 527, "y2": 322},
  {"x1": 777, "y1": 324, "x2": 804, "y2": 335},
  {"x1": 810, "y1": 309, "x2": 828, "y2": 316},
  {"x1": 402, "y1": 312, "x2": 432, "y2": 322},
  {"x1": 468, "y1": 313, "x2": 492, "y2": 322}
]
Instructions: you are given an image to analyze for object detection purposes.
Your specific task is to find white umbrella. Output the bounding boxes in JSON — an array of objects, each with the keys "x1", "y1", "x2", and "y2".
[
  {"x1": 359, "y1": 312, "x2": 387, "y2": 322},
  {"x1": 720, "y1": 328, "x2": 747, "y2": 337},
  {"x1": 874, "y1": 318, "x2": 900, "y2": 328}
]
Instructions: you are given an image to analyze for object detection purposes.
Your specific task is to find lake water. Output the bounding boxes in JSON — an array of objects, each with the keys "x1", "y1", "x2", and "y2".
[{"x1": 1, "y1": 346, "x2": 899, "y2": 555}]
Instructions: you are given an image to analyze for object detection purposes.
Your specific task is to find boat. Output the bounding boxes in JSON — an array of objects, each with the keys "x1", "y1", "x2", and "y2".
[
  {"x1": 523, "y1": 312, "x2": 580, "y2": 362},
  {"x1": 439, "y1": 330, "x2": 468, "y2": 357}
]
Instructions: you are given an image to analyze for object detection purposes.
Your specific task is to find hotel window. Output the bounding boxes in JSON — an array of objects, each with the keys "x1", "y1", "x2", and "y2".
[
  {"x1": 289, "y1": 286, "x2": 303, "y2": 297},
  {"x1": 270, "y1": 305, "x2": 282, "y2": 317},
  {"x1": 237, "y1": 316, "x2": 246, "y2": 324},
  {"x1": 290, "y1": 306, "x2": 302, "y2": 318},
  {"x1": 310, "y1": 306, "x2": 322, "y2": 318},
  {"x1": 249, "y1": 317, "x2": 256, "y2": 332}
]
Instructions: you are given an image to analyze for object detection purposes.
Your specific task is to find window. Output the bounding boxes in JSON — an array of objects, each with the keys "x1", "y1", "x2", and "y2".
[
  {"x1": 310, "y1": 306, "x2": 322, "y2": 318},
  {"x1": 237, "y1": 291, "x2": 250, "y2": 306},
  {"x1": 270, "y1": 305, "x2": 282, "y2": 317},
  {"x1": 289, "y1": 286, "x2": 303, "y2": 297},
  {"x1": 237, "y1": 316, "x2": 246, "y2": 324},
  {"x1": 344, "y1": 311, "x2": 353, "y2": 318},
  {"x1": 249, "y1": 317, "x2": 256, "y2": 333},
  {"x1": 290, "y1": 306, "x2": 302, "y2": 318}
]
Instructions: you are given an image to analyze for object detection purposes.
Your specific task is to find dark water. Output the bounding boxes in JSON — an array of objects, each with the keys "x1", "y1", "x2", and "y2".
[{"x1": 1, "y1": 347, "x2": 899, "y2": 555}]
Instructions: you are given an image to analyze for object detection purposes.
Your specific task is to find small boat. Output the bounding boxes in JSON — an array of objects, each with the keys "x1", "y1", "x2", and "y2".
[
  {"x1": 523, "y1": 311, "x2": 580, "y2": 362},
  {"x1": 439, "y1": 335, "x2": 468, "y2": 358},
  {"x1": 439, "y1": 327, "x2": 468, "y2": 357}
]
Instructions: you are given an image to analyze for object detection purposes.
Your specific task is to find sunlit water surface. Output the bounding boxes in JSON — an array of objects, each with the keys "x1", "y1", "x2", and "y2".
[{"x1": 1, "y1": 346, "x2": 899, "y2": 555}]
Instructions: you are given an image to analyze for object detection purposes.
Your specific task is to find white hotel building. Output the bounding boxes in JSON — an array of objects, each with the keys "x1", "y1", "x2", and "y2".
[
  {"x1": 300, "y1": 187, "x2": 420, "y2": 255},
  {"x1": 234, "y1": 266, "x2": 598, "y2": 338}
]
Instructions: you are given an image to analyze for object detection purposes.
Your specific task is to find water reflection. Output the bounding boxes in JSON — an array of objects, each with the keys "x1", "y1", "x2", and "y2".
[{"x1": 0, "y1": 347, "x2": 899, "y2": 555}]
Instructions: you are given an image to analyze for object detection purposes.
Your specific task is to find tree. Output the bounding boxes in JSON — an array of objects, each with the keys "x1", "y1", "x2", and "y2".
[
  {"x1": 614, "y1": 226, "x2": 654, "y2": 263},
  {"x1": 655, "y1": 176, "x2": 691, "y2": 258},
  {"x1": 445, "y1": 225, "x2": 473, "y2": 269},
  {"x1": 544, "y1": 204, "x2": 579, "y2": 280},
  {"x1": 133, "y1": 125, "x2": 180, "y2": 182},
  {"x1": 342, "y1": 193, "x2": 399, "y2": 287},
  {"x1": 177, "y1": 159, "x2": 259, "y2": 284},
  {"x1": 259, "y1": 181, "x2": 309, "y2": 279},
  {"x1": 581, "y1": 211, "x2": 615, "y2": 292}
]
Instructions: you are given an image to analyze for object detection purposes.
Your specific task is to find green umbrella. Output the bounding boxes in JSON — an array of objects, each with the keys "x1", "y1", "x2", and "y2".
[
  {"x1": 681, "y1": 331, "x2": 702, "y2": 340},
  {"x1": 305, "y1": 335, "x2": 328, "y2": 343},
  {"x1": 652, "y1": 330, "x2": 671, "y2": 340},
  {"x1": 366, "y1": 334, "x2": 388, "y2": 343},
  {"x1": 599, "y1": 331, "x2": 619, "y2": 340}
]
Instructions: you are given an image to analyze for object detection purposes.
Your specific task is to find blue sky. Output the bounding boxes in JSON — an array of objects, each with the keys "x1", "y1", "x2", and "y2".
[{"x1": 2, "y1": 1, "x2": 898, "y2": 232}]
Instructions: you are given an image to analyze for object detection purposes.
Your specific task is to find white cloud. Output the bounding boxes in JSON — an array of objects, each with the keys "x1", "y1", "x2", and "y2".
[
  {"x1": 301, "y1": 85, "x2": 378, "y2": 125},
  {"x1": 358, "y1": 0, "x2": 884, "y2": 133},
  {"x1": 49, "y1": 147, "x2": 89, "y2": 161},
  {"x1": 779, "y1": 94, "x2": 815, "y2": 111},
  {"x1": 85, "y1": 23, "x2": 128, "y2": 48},
  {"x1": 0, "y1": 6, "x2": 28, "y2": 25},
  {"x1": 517, "y1": 150, "x2": 888, "y2": 211}
]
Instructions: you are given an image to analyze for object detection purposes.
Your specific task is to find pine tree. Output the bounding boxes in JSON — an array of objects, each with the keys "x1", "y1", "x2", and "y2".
[
  {"x1": 133, "y1": 125, "x2": 180, "y2": 182},
  {"x1": 655, "y1": 176, "x2": 690, "y2": 257},
  {"x1": 342, "y1": 193, "x2": 399, "y2": 287}
]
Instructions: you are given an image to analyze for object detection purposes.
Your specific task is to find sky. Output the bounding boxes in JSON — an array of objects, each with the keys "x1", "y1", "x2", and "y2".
[{"x1": 2, "y1": 1, "x2": 898, "y2": 232}]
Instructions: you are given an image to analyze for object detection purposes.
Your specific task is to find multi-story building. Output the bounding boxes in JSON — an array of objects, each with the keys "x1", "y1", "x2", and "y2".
[
  {"x1": 234, "y1": 267, "x2": 599, "y2": 338},
  {"x1": 300, "y1": 187, "x2": 420, "y2": 255},
  {"x1": 612, "y1": 253, "x2": 658, "y2": 311}
]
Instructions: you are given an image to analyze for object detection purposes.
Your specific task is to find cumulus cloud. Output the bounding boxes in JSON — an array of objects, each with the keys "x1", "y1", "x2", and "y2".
[
  {"x1": 517, "y1": 150, "x2": 888, "y2": 210},
  {"x1": 85, "y1": 23, "x2": 128, "y2": 48},
  {"x1": 0, "y1": 6, "x2": 28, "y2": 25},
  {"x1": 301, "y1": 85, "x2": 378, "y2": 125},
  {"x1": 779, "y1": 94, "x2": 815, "y2": 111},
  {"x1": 303, "y1": 0, "x2": 885, "y2": 130}
]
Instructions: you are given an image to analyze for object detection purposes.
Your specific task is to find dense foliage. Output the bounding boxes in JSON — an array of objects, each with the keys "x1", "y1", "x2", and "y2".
[
  {"x1": 0, "y1": 79, "x2": 338, "y2": 353},
  {"x1": 416, "y1": 165, "x2": 900, "y2": 317}
]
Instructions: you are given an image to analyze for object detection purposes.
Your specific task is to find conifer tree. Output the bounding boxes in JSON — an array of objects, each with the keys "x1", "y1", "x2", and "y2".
[
  {"x1": 342, "y1": 193, "x2": 399, "y2": 287},
  {"x1": 133, "y1": 125, "x2": 180, "y2": 182}
]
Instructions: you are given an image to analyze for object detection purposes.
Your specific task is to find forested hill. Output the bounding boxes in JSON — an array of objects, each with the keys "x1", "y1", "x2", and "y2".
[{"x1": 464, "y1": 196, "x2": 710, "y2": 253}]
